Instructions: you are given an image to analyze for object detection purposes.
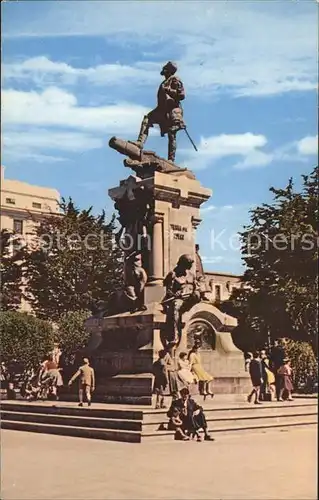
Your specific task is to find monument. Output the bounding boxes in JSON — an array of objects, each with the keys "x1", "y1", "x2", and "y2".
[{"x1": 85, "y1": 61, "x2": 250, "y2": 404}]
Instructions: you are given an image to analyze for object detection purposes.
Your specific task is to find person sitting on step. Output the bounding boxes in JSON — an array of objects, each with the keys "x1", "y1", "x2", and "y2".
[{"x1": 167, "y1": 387, "x2": 214, "y2": 441}]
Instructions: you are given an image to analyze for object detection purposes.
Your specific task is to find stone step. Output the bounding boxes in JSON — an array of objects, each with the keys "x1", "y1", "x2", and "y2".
[
  {"x1": 1, "y1": 399, "x2": 316, "y2": 443},
  {"x1": 142, "y1": 416, "x2": 318, "y2": 440},
  {"x1": 1, "y1": 401, "x2": 143, "y2": 420},
  {"x1": 143, "y1": 410, "x2": 318, "y2": 433},
  {"x1": 1, "y1": 420, "x2": 141, "y2": 443},
  {"x1": 143, "y1": 402, "x2": 318, "y2": 424},
  {"x1": 1, "y1": 411, "x2": 143, "y2": 431},
  {"x1": 143, "y1": 399, "x2": 317, "y2": 414}
]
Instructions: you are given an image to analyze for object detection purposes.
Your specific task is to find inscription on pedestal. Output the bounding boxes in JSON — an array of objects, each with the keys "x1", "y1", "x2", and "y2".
[
  {"x1": 170, "y1": 224, "x2": 188, "y2": 241},
  {"x1": 168, "y1": 210, "x2": 195, "y2": 269}
]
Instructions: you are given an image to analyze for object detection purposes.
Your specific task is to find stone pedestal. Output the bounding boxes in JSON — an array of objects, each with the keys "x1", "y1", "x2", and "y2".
[
  {"x1": 84, "y1": 164, "x2": 249, "y2": 405},
  {"x1": 85, "y1": 300, "x2": 249, "y2": 404},
  {"x1": 108, "y1": 171, "x2": 211, "y2": 304},
  {"x1": 85, "y1": 303, "x2": 165, "y2": 405}
]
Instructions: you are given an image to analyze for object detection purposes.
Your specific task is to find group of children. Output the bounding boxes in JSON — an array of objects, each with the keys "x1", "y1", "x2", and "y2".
[
  {"x1": 20, "y1": 350, "x2": 95, "y2": 407},
  {"x1": 247, "y1": 350, "x2": 294, "y2": 404},
  {"x1": 153, "y1": 340, "x2": 214, "y2": 409}
]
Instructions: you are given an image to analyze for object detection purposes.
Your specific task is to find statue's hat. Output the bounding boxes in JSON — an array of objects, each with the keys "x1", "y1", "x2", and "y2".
[{"x1": 161, "y1": 61, "x2": 177, "y2": 75}]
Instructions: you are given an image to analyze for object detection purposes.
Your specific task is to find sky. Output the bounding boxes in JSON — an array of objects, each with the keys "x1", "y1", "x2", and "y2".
[{"x1": 2, "y1": 0, "x2": 318, "y2": 274}]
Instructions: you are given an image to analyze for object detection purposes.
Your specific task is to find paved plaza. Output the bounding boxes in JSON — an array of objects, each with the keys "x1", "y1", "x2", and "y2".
[{"x1": 1, "y1": 427, "x2": 317, "y2": 500}]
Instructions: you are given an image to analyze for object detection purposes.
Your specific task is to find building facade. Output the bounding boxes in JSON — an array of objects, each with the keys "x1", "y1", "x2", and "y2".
[
  {"x1": 204, "y1": 271, "x2": 243, "y2": 302},
  {"x1": 1, "y1": 166, "x2": 60, "y2": 311},
  {"x1": 0, "y1": 166, "x2": 60, "y2": 237}
]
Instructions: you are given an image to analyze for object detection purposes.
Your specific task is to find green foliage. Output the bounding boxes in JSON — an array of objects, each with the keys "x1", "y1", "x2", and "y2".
[
  {"x1": 0, "y1": 311, "x2": 54, "y2": 371},
  {"x1": 0, "y1": 229, "x2": 23, "y2": 310},
  {"x1": 223, "y1": 166, "x2": 318, "y2": 348},
  {"x1": 22, "y1": 198, "x2": 123, "y2": 321},
  {"x1": 285, "y1": 339, "x2": 318, "y2": 392},
  {"x1": 56, "y1": 309, "x2": 91, "y2": 361}
]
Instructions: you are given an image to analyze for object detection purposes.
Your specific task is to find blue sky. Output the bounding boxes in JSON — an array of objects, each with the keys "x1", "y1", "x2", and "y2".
[{"x1": 2, "y1": 0, "x2": 318, "y2": 274}]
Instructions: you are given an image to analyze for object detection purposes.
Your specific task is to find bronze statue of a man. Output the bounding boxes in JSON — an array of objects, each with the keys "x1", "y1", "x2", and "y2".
[
  {"x1": 162, "y1": 254, "x2": 200, "y2": 346},
  {"x1": 124, "y1": 252, "x2": 148, "y2": 313},
  {"x1": 134, "y1": 61, "x2": 185, "y2": 162}
]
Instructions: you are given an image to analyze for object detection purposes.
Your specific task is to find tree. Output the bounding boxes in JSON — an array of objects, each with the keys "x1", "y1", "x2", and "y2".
[
  {"x1": 56, "y1": 309, "x2": 91, "y2": 362},
  {"x1": 0, "y1": 229, "x2": 23, "y2": 311},
  {"x1": 22, "y1": 198, "x2": 123, "y2": 321},
  {"x1": 223, "y1": 166, "x2": 318, "y2": 349},
  {"x1": 0, "y1": 311, "x2": 54, "y2": 372},
  {"x1": 285, "y1": 339, "x2": 318, "y2": 392}
]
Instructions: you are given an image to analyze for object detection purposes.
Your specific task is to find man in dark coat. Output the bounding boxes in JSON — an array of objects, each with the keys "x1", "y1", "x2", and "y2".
[
  {"x1": 270, "y1": 339, "x2": 286, "y2": 400},
  {"x1": 167, "y1": 387, "x2": 214, "y2": 441},
  {"x1": 247, "y1": 351, "x2": 263, "y2": 404}
]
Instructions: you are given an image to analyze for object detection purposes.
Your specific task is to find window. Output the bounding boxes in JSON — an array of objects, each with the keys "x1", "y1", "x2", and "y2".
[
  {"x1": 215, "y1": 285, "x2": 221, "y2": 302},
  {"x1": 13, "y1": 219, "x2": 23, "y2": 234},
  {"x1": 32, "y1": 202, "x2": 42, "y2": 209},
  {"x1": 6, "y1": 197, "x2": 16, "y2": 205}
]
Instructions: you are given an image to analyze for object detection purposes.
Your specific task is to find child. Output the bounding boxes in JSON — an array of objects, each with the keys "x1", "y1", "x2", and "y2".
[
  {"x1": 68, "y1": 357, "x2": 95, "y2": 407},
  {"x1": 247, "y1": 351, "x2": 263, "y2": 404},
  {"x1": 177, "y1": 352, "x2": 195, "y2": 386},
  {"x1": 262, "y1": 353, "x2": 276, "y2": 401},
  {"x1": 277, "y1": 358, "x2": 294, "y2": 401},
  {"x1": 167, "y1": 406, "x2": 190, "y2": 440},
  {"x1": 153, "y1": 350, "x2": 169, "y2": 409}
]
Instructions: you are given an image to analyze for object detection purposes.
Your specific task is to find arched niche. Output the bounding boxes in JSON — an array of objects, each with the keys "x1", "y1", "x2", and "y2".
[
  {"x1": 186, "y1": 317, "x2": 216, "y2": 350},
  {"x1": 182, "y1": 302, "x2": 241, "y2": 355}
]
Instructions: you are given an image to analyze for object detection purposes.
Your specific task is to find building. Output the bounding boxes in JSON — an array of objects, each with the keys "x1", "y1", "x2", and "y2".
[
  {"x1": 1, "y1": 166, "x2": 60, "y2": 311},
  {"x1": 204, "y1": 270, "x2": 244, "y2": 302},
  {"x1": 0, "y1": 166, "x2": 60, "y2": 236}
]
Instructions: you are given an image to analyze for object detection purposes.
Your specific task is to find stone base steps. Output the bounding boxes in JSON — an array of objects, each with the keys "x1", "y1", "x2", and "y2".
[
  {"x1": 1, "y1": 400, "x2": 317, "y2": 443},
  {"x1": 1, "y1": 420, "x2": 141, "y2": 443}
]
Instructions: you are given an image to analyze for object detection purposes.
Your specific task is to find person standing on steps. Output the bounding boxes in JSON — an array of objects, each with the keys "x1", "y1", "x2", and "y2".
[
  {"x1": 153, "y1": 349, "x2": 169, "y2": 409},
  {"x1": 277, "y1": 358, "x2": 294, "y2": 402},
  {"x1": 188, "y1": 340, "x2": 214, "y2": 399},
  {"x1": 261, "y1": 350, "x2": 276, "y2": 401},
  {"x1": 269, "y1": 338, "x2": 286, "y2": 400},
  {"x1": 68, "y1": 358, "x2": 95, "y2": 407},
  {"x1": 247, "y1": 351, "x2": 263, "y2": 404},
  {"x1": 259, "y1": 349, "x2": 268, "y2": 401}
]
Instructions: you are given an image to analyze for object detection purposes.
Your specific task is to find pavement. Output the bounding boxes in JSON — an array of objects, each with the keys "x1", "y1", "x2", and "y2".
[{"x1": 1, "y1": 427, "x2": 317, "y2": 500}]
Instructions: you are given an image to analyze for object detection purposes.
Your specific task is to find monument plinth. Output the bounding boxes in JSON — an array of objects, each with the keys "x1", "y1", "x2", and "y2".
[
  {"x1": 85, "y1": 61, "x2": 249, "y2": 405},
  {"x1": 85, "y1": 154, "x2": 249, "y2": 404}
]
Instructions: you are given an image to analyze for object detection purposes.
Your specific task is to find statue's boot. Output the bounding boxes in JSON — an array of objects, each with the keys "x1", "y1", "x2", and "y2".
[
  {"x1": 133, "y1": 116, "x2": 149, "y2": 149},
  {"x1": 168, "y1": 131, "x2": 177, "y2": 162}
]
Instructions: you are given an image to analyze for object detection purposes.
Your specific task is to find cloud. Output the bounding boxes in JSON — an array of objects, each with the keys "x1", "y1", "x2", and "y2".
[
  {"x1": 200, "y1": 205, "x2": 216, "y2": 214},
  {"x1": 3, "y1": 56, "x2": 159, "y2": 89},
  {"x1": 2, "y1": 2, "x2": 317, "y2": 98},
  {"x1": 297, "y1": 135, "x2": 318, "y2": 155},
  {"x1": 1, "y1": 87, "x2": 148, "y2": 163},
  {"x1": 2, "y1": 128, "x2": 104, "y2": 163},
  {"x1": 182, "y1": 132, "x2": 317, "y2": 171},
  {"x1": 3, "y1": 129, "x2": 103, "y2": 152},
  {"x1": 182, "y1": 133, "x2": 269, "y2": 170},
  {"x1": 2, "y1": 87, "x2": 147, "y2": 133},
  {"x1": 201, "y1": 256, "x2": 226, "y2": 264},
  {"x1": 200, "y1": 204, "x2": 234, "y2": 215},
  {"x1": 233, "y1": 151, "x2": 274, "y2": 170}
]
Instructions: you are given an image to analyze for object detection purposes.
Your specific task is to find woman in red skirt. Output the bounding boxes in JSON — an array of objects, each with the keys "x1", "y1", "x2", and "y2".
[{"x1": 277, "y1": 358, "x2": 294, "y2": 401}]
